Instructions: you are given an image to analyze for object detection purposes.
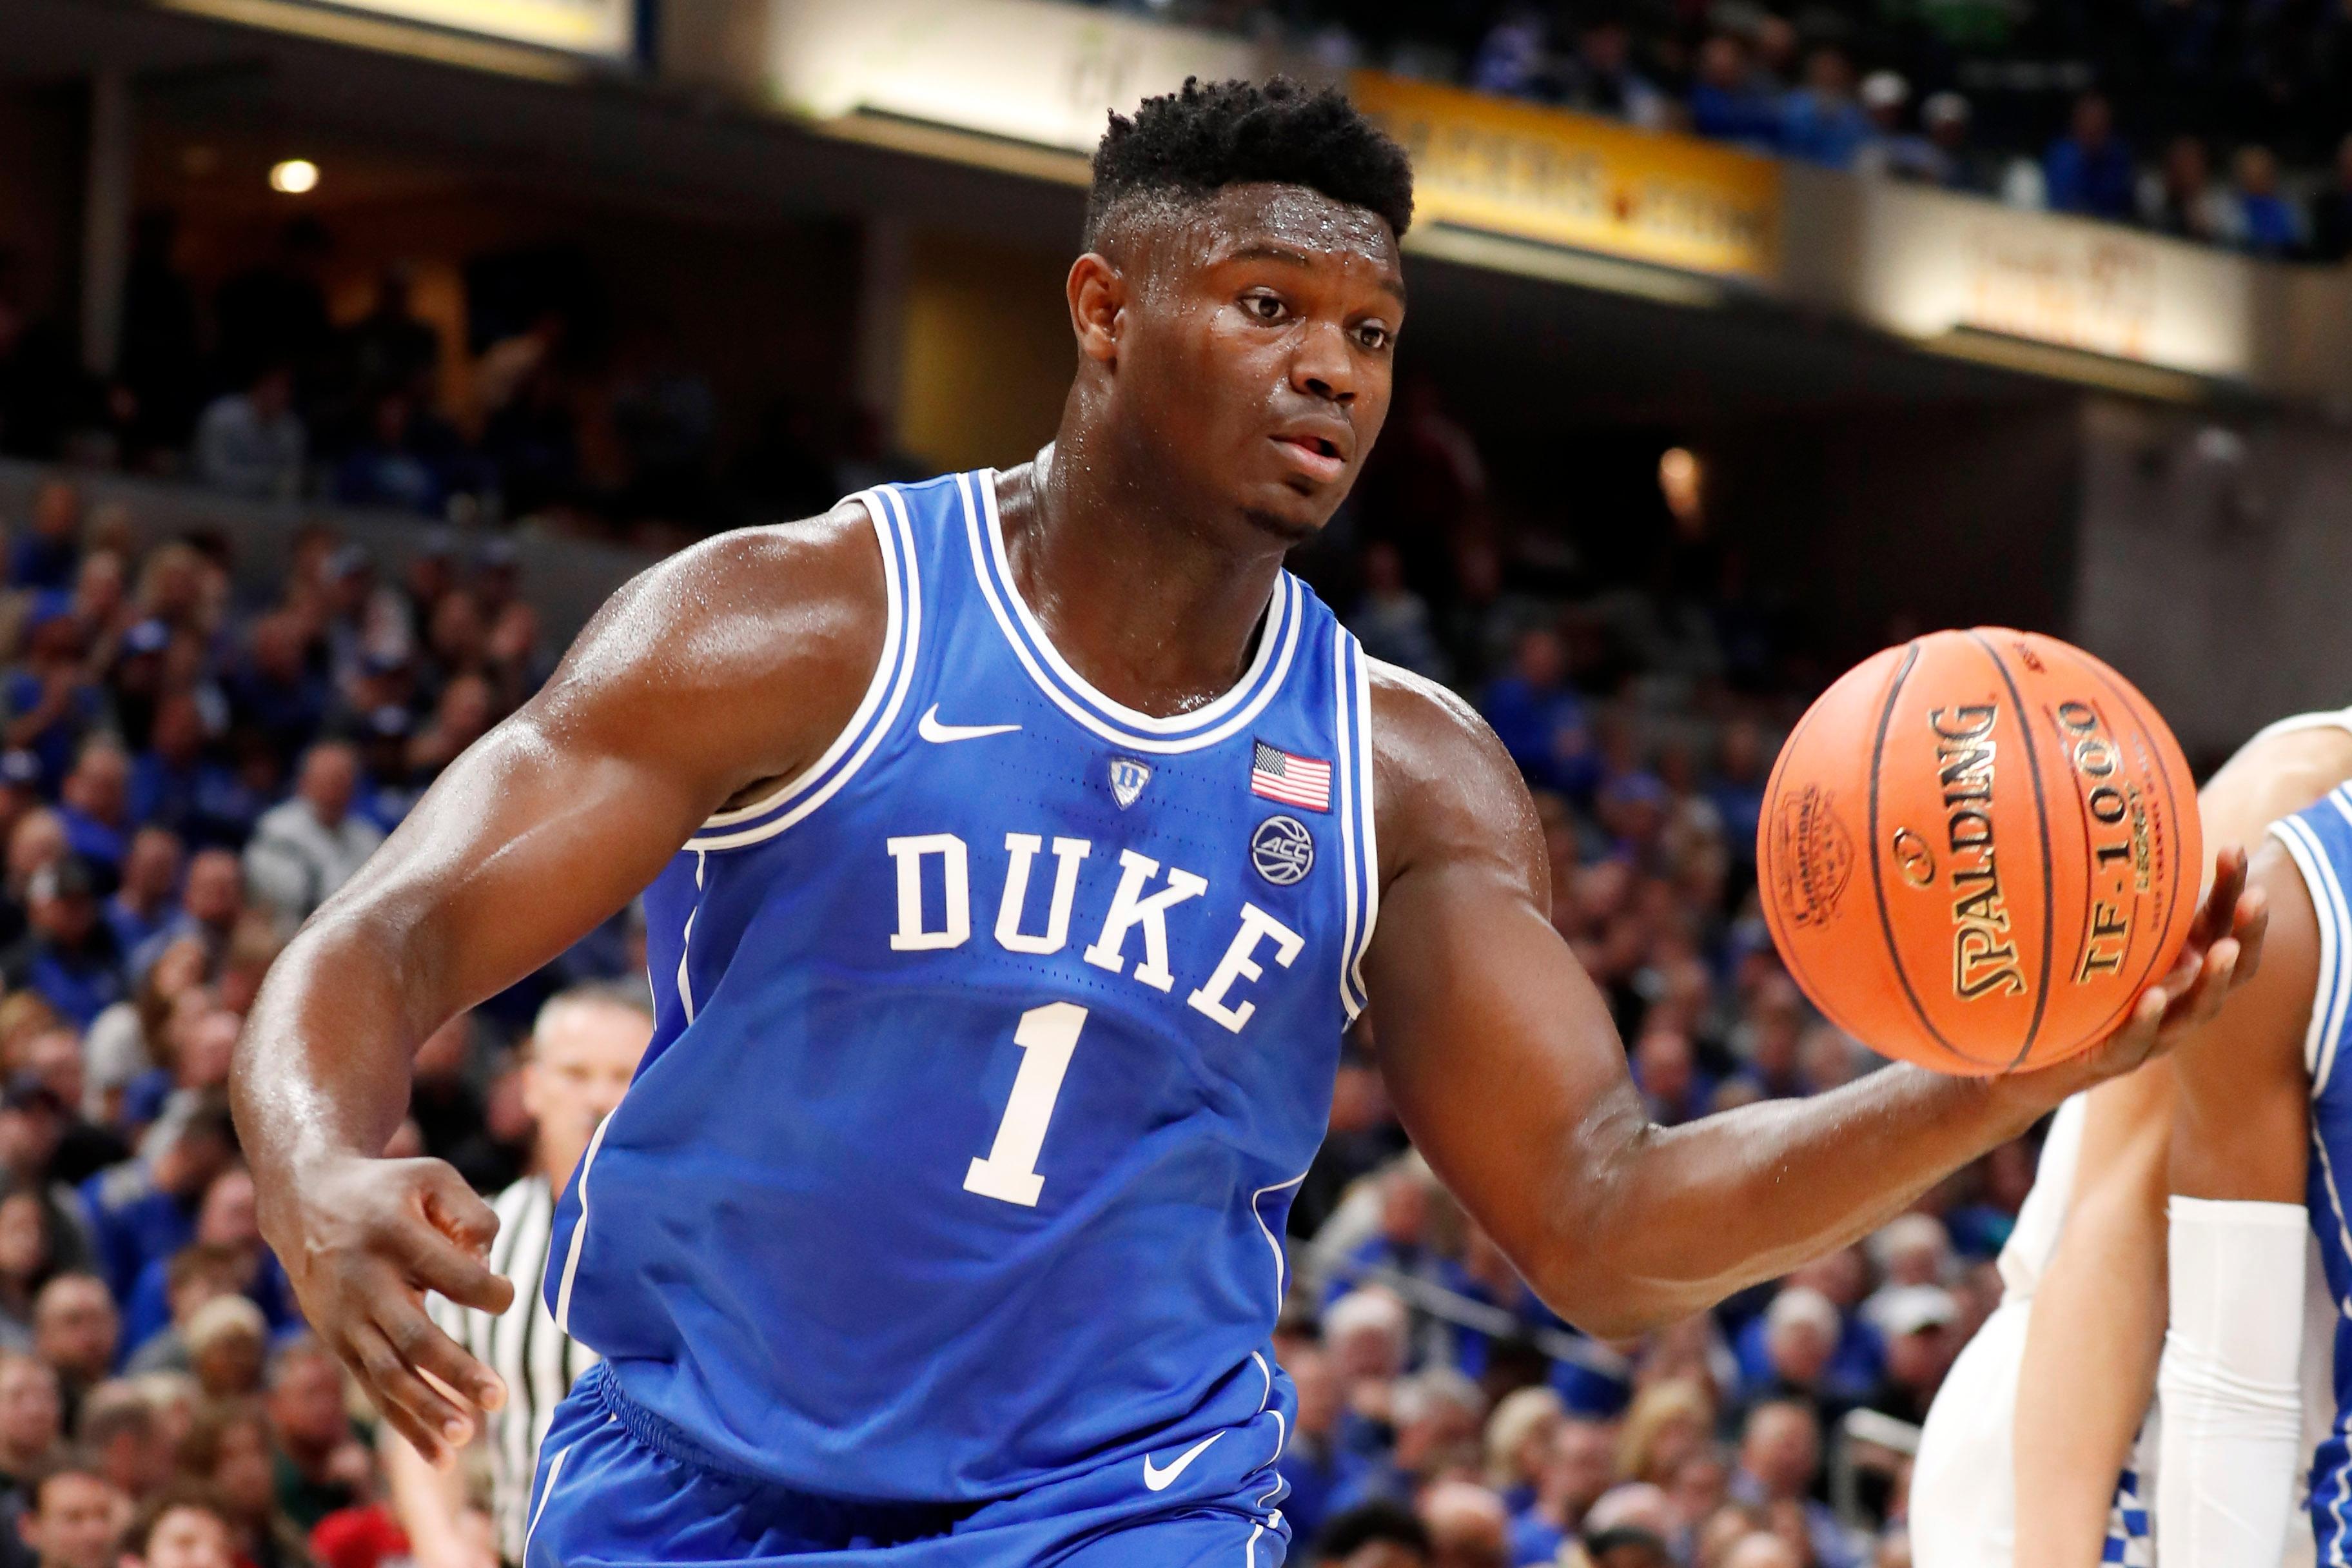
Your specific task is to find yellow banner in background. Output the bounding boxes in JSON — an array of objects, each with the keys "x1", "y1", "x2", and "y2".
[{"x1": 1351, "y1": 73, "x2": 1781, "y2": 282}]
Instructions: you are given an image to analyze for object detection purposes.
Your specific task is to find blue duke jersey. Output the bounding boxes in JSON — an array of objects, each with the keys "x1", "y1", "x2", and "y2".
[
  {"x1": 544, "y1": 469, "x2": 1380, "y2": 1505},
  {"x1": 2268, "y1": 782, "x2": 2352, "y2": 1558}
]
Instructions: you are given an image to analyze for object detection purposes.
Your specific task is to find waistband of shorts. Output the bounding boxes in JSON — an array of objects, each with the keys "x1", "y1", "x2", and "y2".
[{"x1": 587, "y1": 1363, "x2": 982, "y2": 1542}]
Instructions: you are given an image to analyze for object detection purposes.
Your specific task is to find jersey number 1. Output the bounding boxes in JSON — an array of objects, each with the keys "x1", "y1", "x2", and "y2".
[{"x1": 964, "y1": 1001, "x2": 1086, "y2": 1208}]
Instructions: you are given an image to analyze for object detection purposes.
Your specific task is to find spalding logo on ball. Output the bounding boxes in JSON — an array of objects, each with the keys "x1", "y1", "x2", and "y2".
[{"x1": 1758, "y1": 627, "x2": 2200, "y2": 1077}]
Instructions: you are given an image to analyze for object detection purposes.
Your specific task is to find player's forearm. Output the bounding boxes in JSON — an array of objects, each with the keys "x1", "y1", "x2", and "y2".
[
  {"x1": 2014, "y1": 1079, "x2": 2171, "y2": 1567},
  {"x1": 1553, "y1": 1066, "x2": 2048, "y2": 1334},
  {"x1": 233, "y1": 904, "x2": 450, "y2": 1190}
]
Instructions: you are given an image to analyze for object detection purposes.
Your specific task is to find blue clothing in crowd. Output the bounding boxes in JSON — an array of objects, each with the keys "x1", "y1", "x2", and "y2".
[{"x1": 2044, "y1": 135, "x2": 2139, "y2": 219}]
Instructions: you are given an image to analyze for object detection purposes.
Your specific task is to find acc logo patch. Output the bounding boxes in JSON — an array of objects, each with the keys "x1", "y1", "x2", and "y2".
[{"x1": 1250, "y1": 815, "x2": 1315, "y2": 887}]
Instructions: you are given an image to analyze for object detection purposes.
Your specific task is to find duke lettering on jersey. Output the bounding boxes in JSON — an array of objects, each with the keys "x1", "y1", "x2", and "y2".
[
  {"x1": 547, "y1": 471, "x2": 1378, "y2": 1509},
  {"x1": 886, "y1": 831, "x2": 1300, "y2": 1032}
]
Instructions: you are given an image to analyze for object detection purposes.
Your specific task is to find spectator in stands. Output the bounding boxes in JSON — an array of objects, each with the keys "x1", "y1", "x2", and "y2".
[
  {"x1": 331, "y1": 392, "x2": 446, "y2": 517},
  {"x1": 1689, "y1": 35, "x2": 1784, "y2": 154},
  {"x1": 1469, "y1": 8, "x2": 1560, "y2": 101},
  {"x1": 1421, "y1": 1481, "x2": 1510, "y2": 1568},
  {"x1": 78, "y1": 1096, "x2": 235, "y2": 1304},
  {"x1": 1331, "y1": 1370, "x2": 1487, "y2": 1509},
  {"x1": 121, "y1": 1246, "x2": 241, "y2": 1377},
  {"x1": 2142, "y1": 135, "x2": 2232, "y2": 242},
  {"x1": 1508, "y1": 1417, "x2": 1615, "y2": 1563},
  {"x1": 242, "y1": 742, "x2": 380, "y2": 926},
  {"x1": 0, "y1": 1353, "x2": 61, "y2": 1507},
  {"x1": 1351, "y1": 542, "x2": 1450, "y2": 683},
  {"x1": 1732, "y1": 1401, "x2": 1860, "y2": 1568},
  {"x1": 1780, "y1": 46, "x2": 1872, "y2": 169},
  {"x1": 2043, "y1": 92, "x2": 2137, "y2": 219},
  {"x1": 32, "y1": 1277, "x2": 118, "y2": 1426},
  {"x1": 1853, "y1": 74, "x2": 1937, "y2": 183},
  {"x1": 2235, "y1": 144, "x2": 2304, "y2": 256},
  {"x1": 1278, "y1": 1343, "x2": 1358, "y2": 1542},
  {"x1": 3, "y1": 859, "x2": 124, "y2": 1030},
  {"x1": 1482, "y1": 1386, "x2": 1560, "y2": 1514},
  {"x1": 1313, "y1": 1502, "x2": 1431, "y2": 1568},
  {"x1": 6, "y1": 616, "x2": 101, "y2": 796},
  {"x1": 1631, "y1": 1026, "x2": 1712, "y2": 1125},
  {"x1": 193, "y1": 368, "x2": 305, "y2": 504},
  {"x1": 2309, "y1": 133, "x2": 2352, "y2": 262},
  {"x1": 119, "y1": 1487, "x2": 239, "y2": 1568},
  {"x1": 182, "y1": 1300, "x2": 263, "y2": 1404},
  {"x1": 14, "y1": 1455, "x2": 122, "y2": 1568},
  {"x1": 175, "y1": 1400, "x2": 308, "y2": 1568},
  {"x1": 8, "y1": 487, "x2": 80, "y2": 596},
  {"x1": 54, "y1": 747, "x2": 130, "y2": 877},
  {"x1": 99, "y1": 837, "x2": 173, "y2": 975},
  {"x1": 1480, "y1": 629, "x2": 1594, "y2": 799},
  {"x1": 121, "y1": 1169, "x2": 285, "y2": 1357},
  {"x1": 342, "y1": 264, "x2": 438, "y2": 406},
  {"x1": 1616, "y1": 1381, "x2": 1712, "y2": 1489},
  {"x1": 263, "y1": 1340, "x2": 359, "y2": 1529},
  {"x1": 1561, "y1": 14, "x2": 1668, "y2": 129},
  {"x1": 17, "y1": 1032, "x2": 124, "y2": 1189},
  {"x1": 75, "y1": 1382, "x2": 168, "y2": 1505}
]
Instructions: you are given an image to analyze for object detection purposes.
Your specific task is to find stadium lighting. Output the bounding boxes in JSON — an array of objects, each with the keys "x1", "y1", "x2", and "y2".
[{"x1": 269, "y1": 159, "x2": 320, "y2": 195}]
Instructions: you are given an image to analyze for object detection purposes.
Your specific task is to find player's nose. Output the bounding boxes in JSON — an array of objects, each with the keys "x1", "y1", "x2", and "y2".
[{"x1": 1288, "y1": 320, "x2": 1357, "y2": 405}]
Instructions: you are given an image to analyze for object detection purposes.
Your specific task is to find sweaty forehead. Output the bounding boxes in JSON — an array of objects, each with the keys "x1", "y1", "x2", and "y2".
[{"x1": 1121, "y1": 181, "x2": 1401, "y2": 284}]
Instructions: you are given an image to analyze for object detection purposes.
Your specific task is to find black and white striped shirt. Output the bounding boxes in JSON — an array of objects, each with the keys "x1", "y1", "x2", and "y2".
[{"x1": 426, "y1": 1173, "x2": 597, "y2": 1561}]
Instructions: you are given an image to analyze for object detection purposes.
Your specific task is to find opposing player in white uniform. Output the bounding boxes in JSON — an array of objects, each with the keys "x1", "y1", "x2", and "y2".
[{"x1": 1914, "y1": 708, "x2": 2352, "y2": 1568}]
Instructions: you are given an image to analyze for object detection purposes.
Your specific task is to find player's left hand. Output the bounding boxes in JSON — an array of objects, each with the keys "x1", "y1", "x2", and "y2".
[{"x1": 2019, "y1": 845, "x2": 2269, "y2": 1098}]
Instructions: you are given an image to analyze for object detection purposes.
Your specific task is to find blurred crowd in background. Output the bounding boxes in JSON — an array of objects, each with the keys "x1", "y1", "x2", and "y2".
[
  {"x1": 0, "y1": 214, "x2": 917, "y2": 544},
  {"x1": 0, "y1": 342, "x2": 2019, "y2": 1568},
  {"x1": 1090, "y1": 0, "x2": 2352, "y2": 259}
]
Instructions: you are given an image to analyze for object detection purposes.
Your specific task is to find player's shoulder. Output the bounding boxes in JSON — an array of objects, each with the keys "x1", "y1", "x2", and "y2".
[
  {"x1": 559, "y1": 500, "x2": 887, "y2": 700},
  {"x1": 1362, "y1": 654, "x2": 1540, "y2": 879}
]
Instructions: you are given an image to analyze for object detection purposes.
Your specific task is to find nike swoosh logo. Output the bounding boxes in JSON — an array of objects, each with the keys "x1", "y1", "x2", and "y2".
[
  {"x1": 1141, "y1": 1431, "x2": 1222, "y2": 1492},
  {"x1": 917, "y1": 705, "x2": 1021, "y2": 744}
]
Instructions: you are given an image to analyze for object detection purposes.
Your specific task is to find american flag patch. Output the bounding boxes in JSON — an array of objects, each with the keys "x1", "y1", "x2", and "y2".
[{"x1": 1251, "y1": 741, "x2": 1332, "y2": 812}]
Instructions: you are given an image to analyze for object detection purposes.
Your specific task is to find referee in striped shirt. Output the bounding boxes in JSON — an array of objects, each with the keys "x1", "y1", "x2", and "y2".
[{"x1": 382, "y1": 983, "x2": 653, "y2": 1568}]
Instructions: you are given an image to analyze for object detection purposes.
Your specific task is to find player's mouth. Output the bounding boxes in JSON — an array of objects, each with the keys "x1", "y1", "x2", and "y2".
[{"x1": 1270, "y1": 429, "x2": 1348, "y2": 484}]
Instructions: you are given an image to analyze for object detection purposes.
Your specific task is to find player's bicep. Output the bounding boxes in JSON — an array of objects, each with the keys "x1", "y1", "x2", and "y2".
[
  {"x1": 2170, "y1": 844, "x2": 2317, "y2": 1203},
  {"x1": 1362, "y1": 678, "x2": 1640, "y2": 1278}
]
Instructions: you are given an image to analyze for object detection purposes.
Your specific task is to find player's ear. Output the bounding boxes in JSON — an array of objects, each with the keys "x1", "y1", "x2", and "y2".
[{"x1": 1067, "y1": 253, "x2": 1124, "y2": 366}]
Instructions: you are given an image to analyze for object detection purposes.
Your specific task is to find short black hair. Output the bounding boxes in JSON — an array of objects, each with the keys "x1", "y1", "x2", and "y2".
[
  {"x1": 1086, "y1": 77, "x2": 1415, "y2": 249},
  {"x1": 1312, "y1": 1502, "x2": 1430, "y2": 1564}
]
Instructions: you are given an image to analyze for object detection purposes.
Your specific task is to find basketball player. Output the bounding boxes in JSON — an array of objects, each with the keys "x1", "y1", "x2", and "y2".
[
  {"x1": 1913, "y1": 708, "x2": 2352, "y2": 1567},
  {"x1": 229, "y1": 79, "x2": 2259, "y2": 1565}
]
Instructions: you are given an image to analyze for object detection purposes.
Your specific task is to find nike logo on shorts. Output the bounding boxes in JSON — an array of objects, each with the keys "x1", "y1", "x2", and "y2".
[
  {"x1": 1141, "y1": 1432, "x2": 1222, "y2": 1492},
  {"x1": 917, "y1": 705, "x2": 1021, "y2": 743}
]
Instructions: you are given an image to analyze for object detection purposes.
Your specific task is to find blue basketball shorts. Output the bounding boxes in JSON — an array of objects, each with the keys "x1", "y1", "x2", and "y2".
[{"x1": 520, "y1": 1366, "x2": 1293, "y2": 1568}]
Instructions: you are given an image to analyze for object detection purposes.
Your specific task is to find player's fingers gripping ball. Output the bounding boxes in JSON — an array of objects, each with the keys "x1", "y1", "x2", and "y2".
[{"x1": 1758, "y1": 627, "x2": 2201, "y2": 1075}]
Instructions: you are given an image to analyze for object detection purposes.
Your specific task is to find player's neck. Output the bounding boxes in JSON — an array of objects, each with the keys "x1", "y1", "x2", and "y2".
[{"x1": 996, "y1": 446, "x2": 1288, "y2": 720}]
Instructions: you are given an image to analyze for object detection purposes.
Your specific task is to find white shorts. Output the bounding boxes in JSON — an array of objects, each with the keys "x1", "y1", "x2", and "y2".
[{"x1": 1913, "y1": 1299, "x2": 2155, "y2": 1568}]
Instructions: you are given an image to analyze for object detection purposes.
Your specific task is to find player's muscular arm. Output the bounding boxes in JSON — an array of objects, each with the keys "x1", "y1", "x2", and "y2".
[
  {"x1": 233, "y1": 504, "x2": 887, "y2": 1463},
  {"x1": 2153, "y1": 842, "x2": 2315, "y2": 1568},
  {"x1": 1359, "y1": 665, "x2": 2259, "y2": 1337}
]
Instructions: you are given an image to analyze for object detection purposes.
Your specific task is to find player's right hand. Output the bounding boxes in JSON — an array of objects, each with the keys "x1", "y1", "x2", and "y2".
[{"x1": 268, "y1": 1152, "x2": 515, "y2": 1467}]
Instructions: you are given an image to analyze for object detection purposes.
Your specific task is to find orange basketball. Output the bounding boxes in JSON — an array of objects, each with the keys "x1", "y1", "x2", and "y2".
[{"x1": 1756, "y1": 628, "x2": 2200, "y2": 1076}]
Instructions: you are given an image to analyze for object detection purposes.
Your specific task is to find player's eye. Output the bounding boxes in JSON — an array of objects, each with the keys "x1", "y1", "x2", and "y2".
[
  {"x1": 1354, "y1": 322, "x2": 1393, "y2": 351},
  {"x1": 1241, "y1": 291, "x2": 1287, "y2": 323}
]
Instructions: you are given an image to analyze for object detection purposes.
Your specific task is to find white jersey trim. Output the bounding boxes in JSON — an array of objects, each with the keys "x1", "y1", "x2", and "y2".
[
  {"x1": 687, "y1": 487, "x2": 924, "y2": 850},
  {"x1": 960, "y1": 470, "x2": 1302, "y2": 756},
  {"x1": 2273, "y1": 809, "x2": 2350, "y2": 1093},
  {"x1": 1350, "y1": 641, "x2": 1380, "y2": 1011}
]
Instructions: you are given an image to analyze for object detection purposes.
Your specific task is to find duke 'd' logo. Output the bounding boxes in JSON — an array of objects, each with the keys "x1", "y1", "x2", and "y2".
[
  {"x1": 1770, "y1": 784, "x2": 1853, "y2": 928},
  {"x1": 1251, "y1": 816, "x2": 1315, "y2": 887}
]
